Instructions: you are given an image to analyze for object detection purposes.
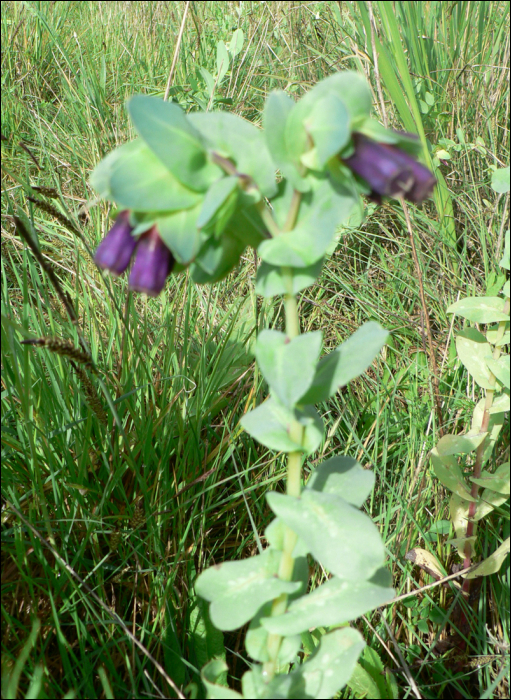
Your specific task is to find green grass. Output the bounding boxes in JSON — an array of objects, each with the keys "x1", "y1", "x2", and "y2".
[{"x1": 1, "y1": 1, "x2": 509, "y2": 698}]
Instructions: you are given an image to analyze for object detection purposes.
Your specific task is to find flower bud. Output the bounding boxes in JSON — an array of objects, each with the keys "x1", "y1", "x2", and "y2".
[
  {"x1": 94, "y1": 210, "x2": 137, "y2": 275},
  {"x1": 128, "y1": 226, "x2": 174, "y2": 297}
]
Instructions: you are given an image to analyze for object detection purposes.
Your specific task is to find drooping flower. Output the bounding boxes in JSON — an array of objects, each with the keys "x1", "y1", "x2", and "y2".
[
  {"x1": 94, "y1": 210, "x2": 137, "y2": 275},
  {"x1": 94, "y1": 211, "x2": 175, "y2": 296},
  {"x1": 128, "y1": 225, "x2": 175, "y2": 297},
  {"x1": 344, "y1": 133, "x2": 436, "y2": 203}
]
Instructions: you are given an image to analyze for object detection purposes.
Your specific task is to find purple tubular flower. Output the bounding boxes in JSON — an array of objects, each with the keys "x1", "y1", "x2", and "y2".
[
  {"x1": 378, "y1": 142, "x2": 437, "y2": 203},
  {"x1": 344, "y1": 133, "x2": 436, "y2": 203},
  {"x1": 94, "y1": 210, "x2": 137, "y2": 275},
  {"x1": 128, "y1": 226, "x2": 175, "y2": 297}
]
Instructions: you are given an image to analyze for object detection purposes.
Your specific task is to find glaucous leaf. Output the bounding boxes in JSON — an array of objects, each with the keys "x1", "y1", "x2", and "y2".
[
  {"x1": 263, "y1": 90, "x2": 309, "y2": 192},
  {"x1": 347, "y1": 663, "x2": 382, "y2": 700},
  {"x1": 305, "y1": 455, "x2": 374, "y2": 507},
  {"x1": 255, "y1": 259, "x2": 324, "y2": 298},
  {"x1": 89, "y1": 142, "x2": 128, "y2": 199},
  {"x1": 491, "y1": 166, "x2": 510, "y2": 194},
  {"x1": 445, "y1": 535, "x2": 477, "y2": 559},
  {"x1": 241, "y1": 398, "x2": 324, "y2": 455},
  {"x1": 195, "y1": 549, "x2": 301, "y2": 631},
  {"x1": 156, "y1": 203, "x2": 204, "y2": 264},
  {"x1": 282, "y1": 627, "x2": 365, "y2": 700},
  {"x1": 245, "y1": 603, "x2": 302, "y2": 664},
  {"x1": 447, "y1": 297, "x2": 509, "y2": 324},
  {"x1": 430, "y1": 451, "x2": 475, "y2": 501},
  {"x1": 197, "y1": 176, "x2": 239, "y2": 230},
  {"x1": 450, "y1": 493, "x2": 477, "y2": 542},
  {"x1": 261, "y1": 568, "x2": 394, "y2": 636},
  {"x1": 127, "y1": 96, "x2": 221, "y2": 191},
  {"x1": 201, "y1": 660, "x2": 243, "y2": 699},
  {"x1": 255, "y1": 330, "x2": 323, "y2": 409},
  {"x1": 474, "y1": 492, "x2": 509, "y2": 521},
  {"x1": 434, "y1": 433, "x2": 487, "y2": 456},
  {"x1": 300, "y1": 322, "x2": 389, "y2": 404},
  {"x1": 188, "y1": 112, "x2": 277, "y2": 197},
  {"x1": 306, "y1": 92, "x2": 350, "y2": 168},
  {"x1": 266, "y1": 490, "x2": 385, "y2": 580},
  {"x1": 486, "y1": 327, "x2": 510, "y2": 346},
  {"x1": 456, "y1": 328, "x2": 494, "y2": 389},
  {"x1": 107, "y1": 139, "x2": 201, "y2": 212},
  {"x1": 190, "y1": 231, "x2": 246, "y2": 284},
  {"x1": 226, "y1": 203, "x2": 268, "y2": 249},
  {"x1": 470, "y1": 462, "x2": 510, "y2": 494},
  {"x1": 486, "y1": 355, "x2": 510, "y2": 389},
  {"x1": 228, "y1": 28, "x2": 244, "y2": 57},
  {"x1": 257, "y1": 178, "x2": 357, "y2": 267},
  {"x1": 285, "y1": 71, "x2": 372, "y2": 169},
  {"x1": 216, "y1": 40, "x2": 230, "y2": 84},
  {"x1": 464, "y1": 537, "x2": 510, "y2": 579}
]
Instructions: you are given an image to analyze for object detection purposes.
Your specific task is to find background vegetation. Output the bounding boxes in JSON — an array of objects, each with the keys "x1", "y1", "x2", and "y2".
[{"x1": 1, "y1": 1, "x2": 509, "y2": 698}]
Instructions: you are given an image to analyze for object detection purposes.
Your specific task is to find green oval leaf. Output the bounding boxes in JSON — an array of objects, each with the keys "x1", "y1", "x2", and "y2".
[
  {"x1": 201, "y1": 660, "x2": 243, "y2": 699},
  {"x1": 456, "y1": 328, "x2": 494, "y2": 389},
  {"x1": 491, "y1": 166, "x2": 510, "y2": 194},
  {"x1": 447, "y1": 296, "x2": 509, "y2": 323},
  {"x1": 189, "y1": 111, "x2": 277, "y2": 197},
  {"x1": 191, "y1": 231, "x2": 246, "y2": 283},
  {"x1": 255, "y1": 330, "x2": 323, "y2": 409},
  {"x1": 266, "y1": 490, "x2": 385, "y2": 580},
  {"x1": 306, "y1": 92, "x2": 350, "y2": 168},
  {"x1": 301, "y1": 322, "x2": 389, "y2": 404},
  {"x1": 470, "y1": 462, "x2": 510, "y2": 495},
  {"x1": 108, "y1": 139, "x2": 201, "y2": 212},
  {"x1": 268, "y1": 628, "x2": 366, "y2": 700},
  {"x1": 305, "y1": 455, "x2": 374, "y2": 507},
  {"x1": 486, "y1": 355, "x2": 510, "y2": 389},
  {"x1": 261, "y1": 568, "x2": 394, "y2": 636},
  {"x1": 156, "y1": 203, "x2": 204, "y2": 264},
  {"x1": 263, "y1": 90, "x2": 310, "y2": 192},
  {"x1": 128, "y1": 95, "x2": 221, "y2": 191},
  {"x1": 258, "y1": 178, "x2": 357, "y2": 267},
  {"x1": 245, "y1": 602, "x2": 302, "y2": 664},
  {"x1": 430, "y1": 450, "x2": 475, "y2": 501},
  {"x1": 464, "y1": 537, "x2": 510, "y2": 579},
  {"x1": 195, "y1": 549, "x2": 301, "y2": 631},
  {"x1": 240, "y1": 398, "x2": 324, "y2": 455},
  {"x1": 228, "y1": 28, "x2": 244, "y2": 58},
  {"x1": 197, "y1": 176, "x2": 239, "y2": 231},
  {"x1": 255, "y1": 259, "x2": 324, "y2": 298}
]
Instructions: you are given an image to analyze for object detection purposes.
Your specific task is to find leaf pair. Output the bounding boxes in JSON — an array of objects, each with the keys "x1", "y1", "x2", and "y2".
[{"x1": 241, "y1": 322, "x2": 389, "y2": 454}]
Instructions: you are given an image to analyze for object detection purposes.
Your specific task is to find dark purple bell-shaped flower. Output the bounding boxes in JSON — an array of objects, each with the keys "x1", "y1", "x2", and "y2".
[
  {"x1": 344, "y1": 133, "x2": 436, "y2": 203},
  {"x1": 94, "y1": 210, "x2": 137, "y2": 275},
  {"x1": 128, "y1": 225, "x2": 175, "y2": 297}
]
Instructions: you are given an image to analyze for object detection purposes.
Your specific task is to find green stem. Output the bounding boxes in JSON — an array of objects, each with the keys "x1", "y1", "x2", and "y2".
[{"x1": 263, "y1": 193, "x2": 304, "y2": 681}]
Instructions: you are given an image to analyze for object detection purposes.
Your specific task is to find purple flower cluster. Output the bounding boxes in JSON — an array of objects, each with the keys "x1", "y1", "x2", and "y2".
[
  {"x1": 344, "y1": 133, "x2": 436, "y2": 204},
  {"x1": 94, "y1": 210, "x2": 175, "y2": 297}
]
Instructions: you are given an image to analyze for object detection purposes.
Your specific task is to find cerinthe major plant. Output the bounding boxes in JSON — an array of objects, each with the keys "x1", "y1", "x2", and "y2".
[{"x1": 90, "y1": 70, "x2": 436, "y2": 698}]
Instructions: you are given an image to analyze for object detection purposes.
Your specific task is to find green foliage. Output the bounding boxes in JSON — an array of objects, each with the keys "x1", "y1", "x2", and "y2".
[{"x1": 431, "y1": 226, "x2": 510, "y2": 571}]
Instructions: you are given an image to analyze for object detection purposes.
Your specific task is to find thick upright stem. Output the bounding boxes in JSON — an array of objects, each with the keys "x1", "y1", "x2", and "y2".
[{"x1": 263, "y1": 201, "x2": 304, "y2": 680}]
